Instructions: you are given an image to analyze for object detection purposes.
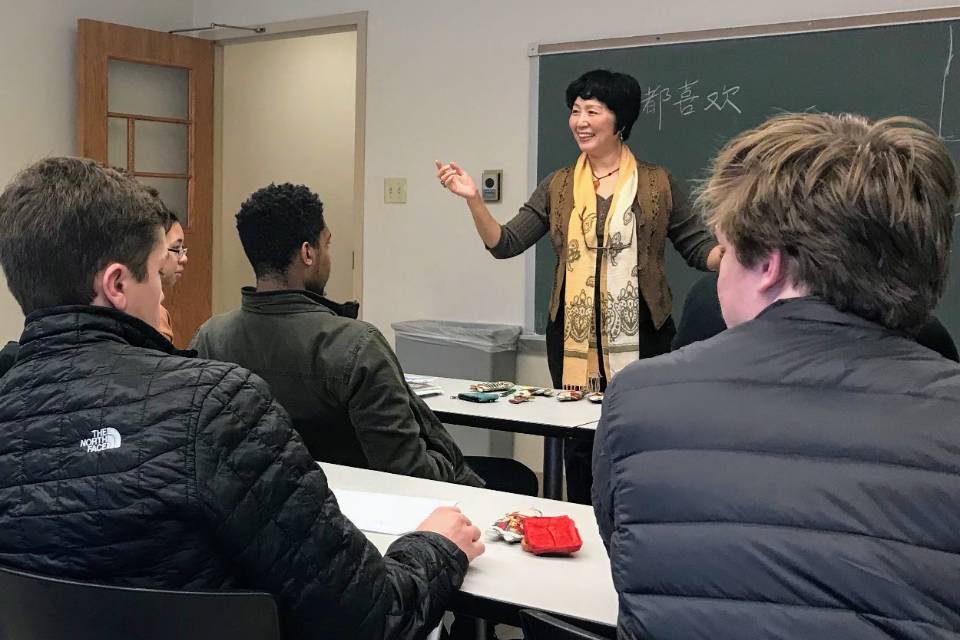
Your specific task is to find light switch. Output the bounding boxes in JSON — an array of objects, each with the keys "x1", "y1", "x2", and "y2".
[{"x1": 384, "y1": 177, "x2": 407, "y2": 204}]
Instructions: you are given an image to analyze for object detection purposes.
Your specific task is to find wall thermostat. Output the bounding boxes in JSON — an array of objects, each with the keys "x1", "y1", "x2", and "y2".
[{"x1": 481, "y1": 170, "x2": 502, "y2": 202}]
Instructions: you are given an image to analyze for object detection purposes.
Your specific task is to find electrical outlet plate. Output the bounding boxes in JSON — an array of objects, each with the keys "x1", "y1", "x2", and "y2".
[{"x1": 384, "y1": 177, "x2": 407, "y2": 204}]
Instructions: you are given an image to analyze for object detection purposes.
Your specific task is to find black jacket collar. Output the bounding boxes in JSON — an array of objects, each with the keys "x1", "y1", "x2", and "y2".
[
  {"x1": 18, "y1": 305, "x2": 187, "y2": 360},
  {"x1": 755, "y1": 296, "x2": 886, "y2": 332},
  {"x1": 240, "y1": 287, "x2": 359, "y2": 319}
]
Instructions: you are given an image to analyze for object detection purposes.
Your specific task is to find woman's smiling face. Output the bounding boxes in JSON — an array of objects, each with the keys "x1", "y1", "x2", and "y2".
[{"x1": 569, "y1": 97, "x2": 618, "y2": 156}]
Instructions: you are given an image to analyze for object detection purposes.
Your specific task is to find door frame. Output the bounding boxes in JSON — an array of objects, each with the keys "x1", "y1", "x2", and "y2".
[{"x1": 207, "y1": 12, "x2": 367, "y2": 316}]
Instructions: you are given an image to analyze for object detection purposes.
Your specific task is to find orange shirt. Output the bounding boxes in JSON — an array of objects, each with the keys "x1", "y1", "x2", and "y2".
[{"x1": 157, "y1": 305, "x2": 174, "y2": 343}]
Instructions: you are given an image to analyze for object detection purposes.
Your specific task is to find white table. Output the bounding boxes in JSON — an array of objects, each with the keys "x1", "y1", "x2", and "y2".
[
  {"x1": 321, "y1": 463, "x2": 618, "y2": 629},
  {"x1": 418, "y1": 376, "x2": 601, "y2": 499}
]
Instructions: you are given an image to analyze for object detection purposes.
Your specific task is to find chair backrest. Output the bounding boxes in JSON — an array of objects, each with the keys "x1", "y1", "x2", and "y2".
[
  {"x1": 0, "y1": 564, "x2": 281, "y2": 640},
  {"x1": 519, "y1": 609, "x2": 611, "y2": 640}
]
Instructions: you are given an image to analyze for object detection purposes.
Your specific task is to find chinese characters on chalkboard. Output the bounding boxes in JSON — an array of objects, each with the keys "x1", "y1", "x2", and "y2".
[{"x1": 642, "y1": 81, "x2": 743, "y2": 130}]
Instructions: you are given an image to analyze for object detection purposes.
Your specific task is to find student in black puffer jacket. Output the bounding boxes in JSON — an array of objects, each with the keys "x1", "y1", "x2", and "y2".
[
  {"x1": 0, "y1": 341, "x2": 16, "y2": 377},
  {"x1": 594, "y1": 113, "x2": 960, "y2": 639},
  {"x1": 0, "y1": 157, "x2": 484, "y2": 640}
]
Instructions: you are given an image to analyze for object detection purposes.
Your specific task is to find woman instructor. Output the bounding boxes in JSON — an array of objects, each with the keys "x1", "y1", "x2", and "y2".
[{"x1": 437, "y1": 69, "x2": 720, "y2": 503}]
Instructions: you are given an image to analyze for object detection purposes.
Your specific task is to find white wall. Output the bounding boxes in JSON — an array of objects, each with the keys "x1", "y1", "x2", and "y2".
[
  {"x1": 217, "y1": 31, "x2": 357, "y2": 313},
  {"x1": 0, "y1": 0, "x2": 194, "y2": 342},
  {"x1": 193, "y1": 0, "x2": 958, "y2": 347}
]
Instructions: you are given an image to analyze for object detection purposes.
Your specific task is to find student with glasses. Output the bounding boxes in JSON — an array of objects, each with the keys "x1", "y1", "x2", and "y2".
[
  {"x1": 145, "y1": 189, "x2": 189, "y2": 345},
  {"x1": 437, "y1": 69, "x2": 720, "y2": 503}
]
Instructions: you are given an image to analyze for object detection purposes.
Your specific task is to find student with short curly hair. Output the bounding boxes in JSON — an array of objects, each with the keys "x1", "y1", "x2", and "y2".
[{"x1": 192, "y1": 183, "x2": 484, "y2": 487}]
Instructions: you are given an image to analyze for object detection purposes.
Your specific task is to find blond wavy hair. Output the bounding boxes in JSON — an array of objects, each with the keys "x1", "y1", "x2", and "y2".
[{"x1": 698, "y1": 113, "x2": 958, "y2": 332}]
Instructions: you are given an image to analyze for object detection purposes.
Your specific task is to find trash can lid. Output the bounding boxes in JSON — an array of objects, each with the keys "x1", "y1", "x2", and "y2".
[{"x1": 391, "y1": 319, "x2": 522, "y2": 353}]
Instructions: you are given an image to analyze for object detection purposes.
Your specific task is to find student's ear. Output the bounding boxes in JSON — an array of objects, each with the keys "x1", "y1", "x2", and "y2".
[
  {"x1": 300, "y1": 241, "x2": 315, "y2": 267},
  {"x1": 92, "y1": 263, "x2": 130, "y2": 312},
  {"x1": 756, "y1": 248, "x2": 790, "y2": 293}
]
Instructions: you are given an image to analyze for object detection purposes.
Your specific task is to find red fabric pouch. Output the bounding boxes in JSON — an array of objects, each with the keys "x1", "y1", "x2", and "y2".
[{"x1": 521, "y1": 515, "x2": 583, "y2": 555}]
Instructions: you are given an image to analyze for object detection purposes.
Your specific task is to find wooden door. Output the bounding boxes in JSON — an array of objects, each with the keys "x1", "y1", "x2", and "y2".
[{"x1": 76, "y1": 19, "x2": 213, "y2": 348}]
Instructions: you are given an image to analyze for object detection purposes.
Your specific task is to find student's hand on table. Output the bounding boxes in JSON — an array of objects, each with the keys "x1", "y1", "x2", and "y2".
[{"x1": 417, "y1": 505, "x2": 485, "y2": 562}]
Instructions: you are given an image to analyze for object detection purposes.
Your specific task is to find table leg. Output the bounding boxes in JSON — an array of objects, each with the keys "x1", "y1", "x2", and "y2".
[{"x1": 542, "y1": 437, "x2": 564, "y2": 500}]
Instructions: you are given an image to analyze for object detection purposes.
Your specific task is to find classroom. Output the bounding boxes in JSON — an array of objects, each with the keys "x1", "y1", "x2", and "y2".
[{"x1": 0, "y1": 1, "x2": 958, "y2": 639}]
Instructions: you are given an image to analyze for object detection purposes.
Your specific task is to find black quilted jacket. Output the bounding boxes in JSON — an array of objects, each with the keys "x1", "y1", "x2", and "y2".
[
  {"x1": 594, "y1": 297, "x2": 960, "y2": 639},
  {"x1": 0, "y1": 306, "x2": 467, "y2": 640}
]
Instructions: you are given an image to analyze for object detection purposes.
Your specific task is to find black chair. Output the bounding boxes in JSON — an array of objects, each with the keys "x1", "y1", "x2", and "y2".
[
  {"x1": 463, "y1": 456, "x2": 540, "y2": 496},
  {"x1": 519, "y1": 609, "x2": 612, "y2": 640},
  {"x1": 0, "y1": 564, "x2": 280, "y2": 640}
]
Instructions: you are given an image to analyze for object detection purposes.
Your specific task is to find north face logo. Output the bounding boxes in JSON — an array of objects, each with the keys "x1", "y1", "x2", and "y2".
[{"x1": 79, "y1": 428, "x2": 122, "y2": 453}]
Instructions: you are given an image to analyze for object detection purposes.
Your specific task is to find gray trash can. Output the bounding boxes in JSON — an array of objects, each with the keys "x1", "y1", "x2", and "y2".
[
  {"x1": 392, "y1": 320, "x2": 522, "y2": 457},
  {"x1": 392, "y1": 320, "x2": 521, "y2": 381}
]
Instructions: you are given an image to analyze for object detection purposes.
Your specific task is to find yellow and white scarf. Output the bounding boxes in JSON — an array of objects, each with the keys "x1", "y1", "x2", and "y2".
[{"x1": 562, "y1": 145, "x2": 641, "y2": 389}]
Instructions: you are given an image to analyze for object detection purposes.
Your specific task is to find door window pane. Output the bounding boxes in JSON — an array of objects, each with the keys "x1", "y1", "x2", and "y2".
[
  {"x1": 107, "y1": 117, "x2": 128, "y2": 169},
  {"x1": 139, "y1": 177, "x2": 188, "y2": 227},
  {"x1": 108, "y1": 60, "x2": 188, "y2": 119},
  {"x1": 135, "y1": 121, "x2": 188, "y2": 175}
]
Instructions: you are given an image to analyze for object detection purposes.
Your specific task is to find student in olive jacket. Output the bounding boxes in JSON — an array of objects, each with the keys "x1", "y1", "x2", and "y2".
[{"x1": 192, "y1": 183, "x2": 482, "y2": 487}]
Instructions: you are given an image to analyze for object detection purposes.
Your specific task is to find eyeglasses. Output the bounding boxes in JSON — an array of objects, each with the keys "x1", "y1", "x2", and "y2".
[{"x1": 168, "y1": 247, "x2": 189, "y2": 259}]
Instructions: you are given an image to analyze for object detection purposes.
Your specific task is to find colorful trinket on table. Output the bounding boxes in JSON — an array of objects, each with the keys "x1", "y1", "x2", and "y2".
[
  {"x1": 486, "y1": 510, "x2": 540, "y2": 543},
  {"x1": 516, "y1": 386, "x2": 555, "y2": 397},
  {"x1": 509, "y1": 389, "x2": 534, "y2": 404},
  {"x1": 587, "y1": 373, "x2": 602, "y2": 394},
  {"x1": 486, "y1": 511, "x2": 584, "y2": 556},
  {"x1": 521, "y1": 515, "x2": 583, "y2": 556},
  {"x1": 470, "y1": 381, "x2": 515, "y2": 393},
  {"x1": 457, "y1": 391, "x2": 500, "y2": 403},
  {"x1": 557, "y1": 389, "x2": 583, "y2": 402}
]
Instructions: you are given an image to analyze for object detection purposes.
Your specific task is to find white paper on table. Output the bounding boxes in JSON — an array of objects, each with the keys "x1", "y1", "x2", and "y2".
[
  {"x1": 332, "y1": 489, "x2": 456, "y2": 535},
  {"x1": 403, "y1": 374, "x2": 435, "y2": 384}
]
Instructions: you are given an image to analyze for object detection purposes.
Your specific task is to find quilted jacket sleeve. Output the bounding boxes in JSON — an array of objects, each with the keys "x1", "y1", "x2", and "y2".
[
  {"x1": 192, "y1": 364, "x2": 468, "y2": 640},
  {"x1": 592, "y1": 376, "x2": 618, "y2": 552}
]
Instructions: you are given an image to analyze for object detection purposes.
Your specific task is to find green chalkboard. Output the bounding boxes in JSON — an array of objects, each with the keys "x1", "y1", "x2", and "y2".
[{"x1": 534, "y1": 19, "x2": 960, "y2": 337}]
